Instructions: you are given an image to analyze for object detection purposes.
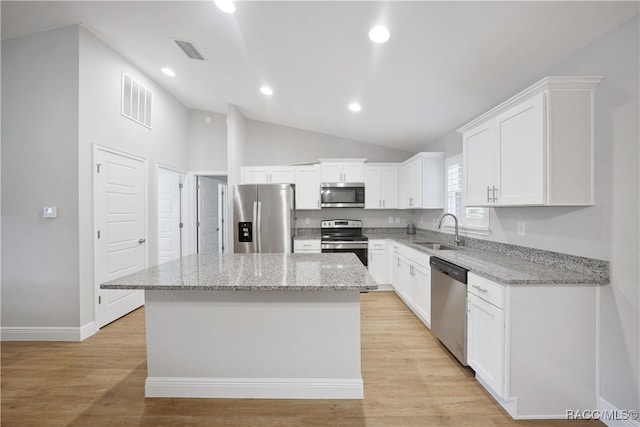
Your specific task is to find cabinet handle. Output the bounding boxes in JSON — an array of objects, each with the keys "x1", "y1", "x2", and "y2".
[
  {"x1": 379, "y1": 199, "x2": 382, "y2": 208},
  {"x1": 397, "y1": 258, "x2": 401, "y2": 266},
  {"x1": 382, "y1": 199, "x2": 385, "y2": 208},
  {"x1": 472, "y1": 284, "x2": 488, "y2": 293},
  {"x1": 492, "y1": 186, "x2": 498, "y2": 202},
  {"x1": 317, "y1": 199, "x2": 320, "y2": 208},
  {"x1": 487, "y1": 186, "x2": 491, "y2": 203}
]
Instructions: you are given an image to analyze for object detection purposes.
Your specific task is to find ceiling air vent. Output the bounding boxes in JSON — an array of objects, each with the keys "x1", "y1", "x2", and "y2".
[
  {"x1": 172, "y1": 38, "x2": 205, "y2": 61},
  {"x1": 121, "y1": 72, "x2": 152, "y2": 129}
]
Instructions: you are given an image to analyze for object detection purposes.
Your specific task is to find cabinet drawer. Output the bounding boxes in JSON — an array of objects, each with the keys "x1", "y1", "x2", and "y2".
[
  {"x1": 468, "y1": 273, "x2": 505, "y2": 309},
  {"x1": 368, "y1": 239, "x2": 387, "y2": 250},
  {"x1": 294, "y1": 240, "x2": 321, "y2": 253}
]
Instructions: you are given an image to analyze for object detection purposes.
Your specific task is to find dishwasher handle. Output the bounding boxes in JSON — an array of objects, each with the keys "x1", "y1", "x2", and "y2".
[{"x1": 430, "y1": 256, "x2": 468, "y2": 284}]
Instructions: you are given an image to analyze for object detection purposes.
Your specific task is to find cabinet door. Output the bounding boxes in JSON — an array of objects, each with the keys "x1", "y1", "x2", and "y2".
[
  {"x1": 463, "y1": 123, "x2": 495, "y2": 206},
  {"x1": 321, "y1": 163, "x2": 342, "y2": 182},
  {"x1": 295, "y1": 166, "x2": 321, "y2": 209},
  {"x1": 495, "y1": 92, "x2": 545, "y2": 205},
  {"x1": 409, "y1": 159, "x2": 423, "y2": 208},
  {"x1": 243, "y1": 166, "x2": 270, "y2": 184},
  {"x1": 368, "y1": 250, "x2": 387, "y2": 284},
  {"x1": 380, "y1": 166, "x2": 399, "y2": 209},
  {"x1": 269, "y1": 166, "x2": 295, "y2": 184},
  {"x1": 342, "y1": 162, "x2": 365, "y2": 182},
  {"x1": 467, "y1": 293, "x2": 505, "y2": 397},
  {"x1": 398, "y1": 165, "x2": 410, "y2": 209},
  {"x1": 365, "y1": 167, "x2": 382, "y2": 209},
  {"x1": 402, "y1": 261, "x2": 416, "y2": 304},
  {"x1": 414, "y1": 263, "x2": 431, "y2": 327},
  {"x1": 391, "y1": 252, "x2": 404, "y2": 293}
]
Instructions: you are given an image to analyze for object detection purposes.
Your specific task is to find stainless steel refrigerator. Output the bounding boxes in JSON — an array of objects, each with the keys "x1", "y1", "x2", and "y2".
[{"x1": 233, "y1": 184, "x2": 296, "y2": 253}]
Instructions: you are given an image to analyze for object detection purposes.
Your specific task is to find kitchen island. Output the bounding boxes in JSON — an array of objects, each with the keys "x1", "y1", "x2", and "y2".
[{"x1": 101, "y1": 253, "x2": 377, "y2": 399}]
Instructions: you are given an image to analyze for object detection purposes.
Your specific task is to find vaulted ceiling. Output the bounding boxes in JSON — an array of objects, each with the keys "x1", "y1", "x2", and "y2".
[{"x1": 2, "y1": 1, "x2": 638, "y2": 152}]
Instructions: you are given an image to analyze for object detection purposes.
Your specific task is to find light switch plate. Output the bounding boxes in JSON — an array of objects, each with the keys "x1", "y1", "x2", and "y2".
[
  {"x1": 43, "y1": 207, "x2": 58, "y2": 218},
  {"x1": 517, "y1": 221, "x2": 526, "y2": 236}
]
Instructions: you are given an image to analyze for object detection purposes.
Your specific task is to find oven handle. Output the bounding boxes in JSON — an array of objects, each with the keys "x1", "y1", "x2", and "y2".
[{"x1": 322, "y1": 242, "x2": 368, "y2": 250}]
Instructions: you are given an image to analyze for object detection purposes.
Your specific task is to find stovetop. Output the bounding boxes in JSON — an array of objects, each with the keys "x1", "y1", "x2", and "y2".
[{"x1": 321, "y1": 219, "x2": 366, "y2": 242}]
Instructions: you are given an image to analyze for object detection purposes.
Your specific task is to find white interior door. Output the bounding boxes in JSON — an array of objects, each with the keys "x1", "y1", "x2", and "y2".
[
  {"x1": 158, "y1": 168, "x2": 183, "y2": 264},
  {"x1": 95, "y1": 148, "x2": 146, "y2": 329},
  {"x1": 197, "y1": 176, "x2": 219, "y2": 254}
]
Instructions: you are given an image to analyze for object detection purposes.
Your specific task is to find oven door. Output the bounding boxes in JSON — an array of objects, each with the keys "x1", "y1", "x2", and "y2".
[
  {"x1": 321, "y1": 242, "x2": 368, "y2": 266},
  {"x1": 320, "y1": 184, "x2": 365, "y2": 208}
]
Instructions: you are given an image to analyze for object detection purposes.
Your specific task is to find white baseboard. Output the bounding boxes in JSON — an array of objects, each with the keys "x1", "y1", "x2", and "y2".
[
  {"x1": 1, "y1": 321, "x2": 97, "y2": 342},
  {"x1": 145, "y1": 377, "x2": 364, "y2": 399},
  {"x1": 598, "y1": 397, "x2": 640, "y2": 427}
]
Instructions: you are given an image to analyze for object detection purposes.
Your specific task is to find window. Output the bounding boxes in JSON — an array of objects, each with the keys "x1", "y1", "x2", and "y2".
[{"x1": 444, "y1": 154, "x2": 489, "y2": 232}]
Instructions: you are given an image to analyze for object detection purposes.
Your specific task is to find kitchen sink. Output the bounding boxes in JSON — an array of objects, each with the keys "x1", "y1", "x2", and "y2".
[{"x1": 413, "y1": 241, "x2": 460, "y2": 251}]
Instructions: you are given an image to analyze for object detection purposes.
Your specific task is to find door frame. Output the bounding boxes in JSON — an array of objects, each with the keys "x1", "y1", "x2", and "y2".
[
  {"x1": 217, "y1": 183, "x2": 228, "y2": 254},
  {"x1": 93, "y1": 144, "x2": 148, "y2": 328},
  {"x1": 157, "y1": 163, "x2": 187, "y2": 264},
  {"x1": 188, "y1": 171, "x2": 228, "y2": 255}
]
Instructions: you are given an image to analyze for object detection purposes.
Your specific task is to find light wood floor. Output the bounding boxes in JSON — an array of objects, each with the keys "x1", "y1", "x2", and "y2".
[{"x1": 1, "y1": 291, "x2": 602, "y2": 426}]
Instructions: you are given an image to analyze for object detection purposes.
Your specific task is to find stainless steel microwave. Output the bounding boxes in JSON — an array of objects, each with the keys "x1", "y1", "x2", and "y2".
[{"x1": 320, "y1": 183, "x2": 365, "y2": 208}]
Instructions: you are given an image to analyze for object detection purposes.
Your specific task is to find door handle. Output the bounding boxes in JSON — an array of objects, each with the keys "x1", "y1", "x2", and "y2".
[{"x1": 138, "y1": 238, "x2": 146, "y2": 244}]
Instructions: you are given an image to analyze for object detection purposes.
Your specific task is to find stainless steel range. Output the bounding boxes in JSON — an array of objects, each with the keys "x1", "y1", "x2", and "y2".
[{"x1": 320, "y1": 219, "x2": 368, "y2": 266}]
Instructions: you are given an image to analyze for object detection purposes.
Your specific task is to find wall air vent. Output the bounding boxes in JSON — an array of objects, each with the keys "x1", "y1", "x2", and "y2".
[
  {"x1": 172, "y1": 39, "x2": 206, "y2": 61},
  {"x1": 121, "y1": 72, "x2": 152, "y2": 129}
]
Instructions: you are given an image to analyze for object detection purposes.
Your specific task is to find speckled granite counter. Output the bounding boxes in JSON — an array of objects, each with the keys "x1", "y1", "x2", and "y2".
[
  {"x1": 101, "y1": 252, "x2": 378, "y2": 291},
  {"x1": 365, "y1": 231, "x2": 608, "y2": 285}
]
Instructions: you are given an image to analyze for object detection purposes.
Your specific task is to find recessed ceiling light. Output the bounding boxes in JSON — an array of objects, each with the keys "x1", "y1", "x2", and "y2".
[
  {"x1": 348, "y1": 103, "x2": 362, "y2": 112},
  {"x1": 260, "y1": 86, "x2": 273, "y2": 96},
  {"x1": 214, "y1": 0, "x2": 236, "y2": 14},
  {"x1": 368, "y1": 25, "x2": 390, "y2": 43},
  {"x1": 161, "y1": 67, "x2": 176, "y2": 77}
]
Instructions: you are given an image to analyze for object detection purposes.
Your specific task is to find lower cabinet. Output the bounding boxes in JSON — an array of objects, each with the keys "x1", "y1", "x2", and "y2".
[
  {"x1": 293, "y1": 239, "x2": 321, "y2": 253},
  {"x1": 391, "y1": 243, "x2": 430, "y2": 327},
  {"x1": 367, "y1": 239, "x2": 388, "y2": 285},
  {"x1": 466, "y1": 272, "x2": 598, "y2": 419}
]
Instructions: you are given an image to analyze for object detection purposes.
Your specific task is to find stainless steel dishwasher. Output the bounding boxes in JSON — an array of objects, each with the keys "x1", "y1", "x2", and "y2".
[{"x1": 430, "y1": 256, "x2": 469, "y2": 366}]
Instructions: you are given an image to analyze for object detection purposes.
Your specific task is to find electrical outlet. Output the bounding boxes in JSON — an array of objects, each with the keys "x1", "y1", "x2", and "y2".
[
  {"x1": 517, "y1": 221, "x2": 526, "y2": 236},
  {"x1": 305, "y1": 217, "x2": 310, "y2": 225},
  {"x1": 395, "y1": 217, "x2": 401, "y2": 224},
  {"x1": 388, "y1": 216, "x2": 394, "y2": 224},
  {"x1": 420, "y1": 217, "x2": 424, "y2": 223}
]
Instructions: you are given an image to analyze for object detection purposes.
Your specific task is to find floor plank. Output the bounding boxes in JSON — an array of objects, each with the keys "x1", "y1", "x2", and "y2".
[{"x1": 1, "y1": 291, "x2": 602, "y2": 426}]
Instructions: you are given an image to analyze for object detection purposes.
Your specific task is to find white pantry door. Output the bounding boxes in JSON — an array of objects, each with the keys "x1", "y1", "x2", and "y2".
[
  {"x1": 197, "y1": 176, "x2": 219, "y2": 254},
  {"x1": 95, "y1": 148, "x2": 146, "y2": 328},
  {"x1": 158, "y1": 168, "x2": 183, "y2": 264}
]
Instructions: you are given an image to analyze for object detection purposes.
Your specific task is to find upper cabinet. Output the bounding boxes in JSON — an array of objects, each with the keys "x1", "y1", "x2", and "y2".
[
  {"x1": 319, "y1": 159, "x2": 366, "y2": 183},
  {"x1": 365, "y1": 164, "x2": 399, "y2": 209},
  {"x1": 459, "y1": 76, "x2": 603, "y2": 207},
  {"x1": 399, "y1": 152, "x2": 444, "y2": 209},
  {"x1": 295, "y1": 165, "x2": 321, "y2": 210},
  {"x1": 242, "y1": 166, "x2": 295, "y2": 184}
]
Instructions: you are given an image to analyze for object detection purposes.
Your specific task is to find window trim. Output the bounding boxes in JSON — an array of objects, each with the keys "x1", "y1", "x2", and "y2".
[{"x1": 444, "y1": 154, "x2": 490, "y2": 234}]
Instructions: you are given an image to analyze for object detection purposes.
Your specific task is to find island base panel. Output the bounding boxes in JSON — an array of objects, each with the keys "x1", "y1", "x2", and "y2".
[{"x1": 144, "y1": 289, "x2": 364, "y2": 399}]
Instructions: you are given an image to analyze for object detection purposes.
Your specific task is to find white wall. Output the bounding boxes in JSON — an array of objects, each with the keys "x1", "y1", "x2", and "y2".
[
  {"x1": 244, "y1": 119, "x2": 413, "y2": 165},
  {"x1": 78, "y1": 26, "x2": 190, "y2": 326},
  {"x1": 419, "y1": 15, "x2": 639, "y2": 416},
  {"x1": 189, "y1": 110, "x2": 227, "y2": 172},
  {"x1": 2, "y1": 26, "x2": 81, "y2": 328}
]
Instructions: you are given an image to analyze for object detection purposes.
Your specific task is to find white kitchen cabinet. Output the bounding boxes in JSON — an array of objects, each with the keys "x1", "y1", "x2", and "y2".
[
  {"x1": 391, "y1": 242, "x2": 430, "y2": 327},
  {"x1": 467, "y1": 275, "x2": 505, "y2": 398},
  {"x1": 465, "y1": 272, "x2": 598, "y2": 419},
  {"x1": 293, "y1": 239, "x2": 321, "y2": 253},
  {"x1": 318, "y1": 159, "x2": 366, "y2": 183},
  {"x1": 294, "y1": 165, "x2": 321, "y2": 210},
  {"x1": 367, "y1": 239, "x2": 388, "y2": 286},
  {"x1": 242, "y1": 166, "x2": 295, "y2": 184},
  {"x1": 399, "y1": 153, "x2": 444, "y2": 209},
  {"x1": 459, "y1": 76, "x2": 603, "y2": 207},
  {"x1": 365, "y1": 164, "x2": 399, "y2": 209}
]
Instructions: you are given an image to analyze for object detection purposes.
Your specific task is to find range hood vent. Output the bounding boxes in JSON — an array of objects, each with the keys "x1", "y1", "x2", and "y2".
[{"x1": 172, "y1": 39, "x2": 205, "y2": 61}]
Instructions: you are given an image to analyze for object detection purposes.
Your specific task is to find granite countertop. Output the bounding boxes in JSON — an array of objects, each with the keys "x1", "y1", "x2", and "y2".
[
  {"x1": 365, "y1": 232, "x2": 608, "y2": 285},
  {"x1": 101, "y1": 253, "x2": 378, "y2": 291}
]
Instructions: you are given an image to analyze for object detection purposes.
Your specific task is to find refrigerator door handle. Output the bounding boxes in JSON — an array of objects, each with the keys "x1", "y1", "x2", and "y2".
[
  {"x1": 252, "y1": 201, "x2": 259, "y2": 253},
  {"x1": 256, "y1": 201, "x2": 262, "y2": 252}
]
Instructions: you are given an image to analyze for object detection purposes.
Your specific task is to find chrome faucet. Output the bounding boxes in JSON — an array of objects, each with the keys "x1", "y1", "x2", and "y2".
[{"x1": 437, "y1": 213, "x2": 462, "y2": 246}]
